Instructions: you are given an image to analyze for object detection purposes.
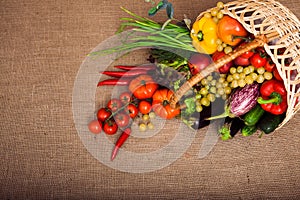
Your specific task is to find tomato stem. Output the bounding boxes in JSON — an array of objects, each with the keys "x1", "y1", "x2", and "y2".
[
  {"x1": 106, "y1": 102, "x2": 135, "y2": 122},
  {"x1": 162, "y1": 100, "x2": 169, "y2": 107}
]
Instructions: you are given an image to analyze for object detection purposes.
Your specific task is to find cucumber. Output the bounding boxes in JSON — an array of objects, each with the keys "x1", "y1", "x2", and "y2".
[
  {"x1": 257, "y1": 113, "x2": 285, "y2": 134},
  {"x1": 241, "y1": 125, "x2": 257, "y2": 136},
  {"x1": 243, "y1": 104, "x2": 265, "y2": 126}
]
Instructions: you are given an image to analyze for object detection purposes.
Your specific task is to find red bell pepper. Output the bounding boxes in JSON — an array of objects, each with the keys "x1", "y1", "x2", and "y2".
[{"x1": 257, "y1": 79, "x2": 288, "y2": 115}]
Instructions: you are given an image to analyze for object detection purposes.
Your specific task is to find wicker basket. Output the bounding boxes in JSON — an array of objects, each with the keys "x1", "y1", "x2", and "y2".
[{"x1": 170, "y1": 0, "x2": 300, "y2": 129}]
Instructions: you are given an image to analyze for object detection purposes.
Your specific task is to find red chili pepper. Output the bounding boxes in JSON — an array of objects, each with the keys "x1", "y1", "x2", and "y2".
[
  {"x1": 257, "y1": 79, "x2": 288, "y2": 115},
  {"x1": 114, "y1": 64, "x2": 157, "y2": 71},
  {"x1": 101, "y1": 70, "x2": 150, "y2": 78},
  {"x1": 111, "y1": 127, "x2": 131, "y2": 160},
  {"x1": 97, "y1": 78, "x2": 132, "y2": 86}
]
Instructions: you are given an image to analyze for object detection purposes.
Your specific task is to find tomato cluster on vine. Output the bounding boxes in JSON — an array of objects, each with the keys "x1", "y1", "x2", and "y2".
[{"x1": 88, "y1": 91, "x2": 139, "y2": 135}]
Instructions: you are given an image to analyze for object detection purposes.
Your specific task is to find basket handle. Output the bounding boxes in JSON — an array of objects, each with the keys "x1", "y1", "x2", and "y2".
[{"x1": 169, "y1": 35, "x2": 269, "y2": 108}]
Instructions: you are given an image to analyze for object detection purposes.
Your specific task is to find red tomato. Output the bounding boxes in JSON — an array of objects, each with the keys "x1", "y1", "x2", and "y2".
[
  {"x1": 138, "y1": 100, "x2": 152, "y2": 114},
  {"x1": 250, "y1": 53, "x2": 267, "y2": 68},
  {"x1": 88, "y1": 119, "x2": 102, "y2": 134},
  {"x1": 152, "y1": 89, "x2": 181, "y2": 119},
  {"x1": 264, "y1": 60, "x2": 275, "y2": 72},
  {"x1": 273, "y1": 67, "x2": 283, "y2": 81},
  {"x1": 97, "y1": 108, "x2": 112, "y2": 122},
  {"x1": 212, "y1": 51, "x2": 233, "y2": 74},
  {"x1": 107, "y1": 98, "x2": 122, "y2": 112},
  {"x1": 256, "y1": 47, "x2": 266, "y2": 54},
  {"x1": 103, "y1": 121, "x2": 118, "y2": 135},
  {"x1": 239, "y1": 42, "x2": 255, "y2": 59},
  {"x1": 119, "y1": 91, "x2": 132, "y2": 105},
  {"x1": 129, "y1": 75, "x2": 158, "y2": 99},
  {"x1": 234, "y1": 56, "x2": 250, "y2": 66},
  {"x1": 241, "y1": 50, "x2": 254, "y2": 59},
  {"x1": 125, "y1": 104, "x2": 139, "y2": 118},
  {"x1": 114, "y1": 113, "x2": 130, "y2": 128}
]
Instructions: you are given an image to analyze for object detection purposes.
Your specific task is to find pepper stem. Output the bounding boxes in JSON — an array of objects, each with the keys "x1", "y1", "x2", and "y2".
[
  {"x1": 257, "y1": 92, "x2": 282, "y2": 105},
  {"x1": 232, "y1": 35, "x2": 252, "y2": 43},
  {"x1": 197, "y1": 31, "x2": 204, "y2": 41}
]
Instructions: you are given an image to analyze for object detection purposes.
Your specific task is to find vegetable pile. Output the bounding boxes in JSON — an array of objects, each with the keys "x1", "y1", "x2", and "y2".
[{"x1": 88, "y1": 1, "x2": 290, "y2": 159}]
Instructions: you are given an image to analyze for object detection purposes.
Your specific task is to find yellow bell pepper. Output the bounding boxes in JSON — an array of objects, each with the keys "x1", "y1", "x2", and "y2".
[{"x1": 190, "y1": 17, "x2": 218, "y2": 54}]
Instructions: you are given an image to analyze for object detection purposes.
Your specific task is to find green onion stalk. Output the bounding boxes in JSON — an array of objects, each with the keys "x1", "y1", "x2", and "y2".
[{"x1": 88, "y1": 7, "x2": 197, "y2": 56}]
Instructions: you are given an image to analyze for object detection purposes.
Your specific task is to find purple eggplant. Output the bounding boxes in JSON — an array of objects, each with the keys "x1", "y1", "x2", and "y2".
[
  {"x1": 229, "y1": 83, "x2": 260, "y2": 116},
  {"x1": 207, "y1": 83, "x2": 260, "y2": 120}
]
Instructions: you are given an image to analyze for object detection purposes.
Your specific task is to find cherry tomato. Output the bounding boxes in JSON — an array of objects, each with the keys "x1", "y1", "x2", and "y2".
[
  {"x1": 239, "y1": 42, "x2": 255, "y2": 59},
  {"x1": 97, "y1": 108, "x2": 112, "y2": 122},
  {"x1": 107, "y1": 98, "x2": 122, "y2": 112},
  {"x1": 114, "y1": 113, "x2": 130, "y2": 128},
  {"x1": 138, "y1": 100, "x2": 152, "y2": 114},
  {"x1": 212, "y1": 51, "x2": 233, "y2": 74},
  {"x1": 273, "y1": 67, "x2": 283, "y2": 81},
  {"x1": 119, "y1": 91, "x2": 132, "y2": 105},
  {"x1": 125, "y1": 104, "x2": 139, "y2": 118},
  {"x1": 264, "y1": 60, "x2": 275, "y2": 72},
  {"x1": 241, "y1": 51, "x2": 254, "y2": 59},
  {"x1": 256, "y1": 47, "x2": 266, "y2": 54},
  {"x1": 234, "y1": 56, "x2": 250, "y2": 66},
  {"x1": 88, "y1": 119, "x2": 102, "y2": 134},
  {"x1": 103, "y1": 121, "x2": 118, "y2": 135},
  {"x1": 250, "y1": 53, "x2": 267, "y2": 68}
]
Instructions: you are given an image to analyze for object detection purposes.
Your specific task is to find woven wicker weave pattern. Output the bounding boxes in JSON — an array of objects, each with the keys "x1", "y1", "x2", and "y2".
[{"x1": 199, "y1": 0, "x2": 300, "y2": 128}]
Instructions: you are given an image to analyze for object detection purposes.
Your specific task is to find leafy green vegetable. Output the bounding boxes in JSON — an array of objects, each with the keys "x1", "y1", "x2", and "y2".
[
  {"x1": 219, "y1": 126, "x2": 231, "y2": 141},
  {"x1": 173, "y1": 79, "x2": 181, "y2": 91},
  {"x1": 183, "y1": 97, "x2": 196, "y2": 116}
]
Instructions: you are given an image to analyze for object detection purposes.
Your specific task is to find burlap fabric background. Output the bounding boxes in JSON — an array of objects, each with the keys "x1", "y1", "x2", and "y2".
[{"x1": 1, "y1": 0, "x2": 300, "y2": 199}]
